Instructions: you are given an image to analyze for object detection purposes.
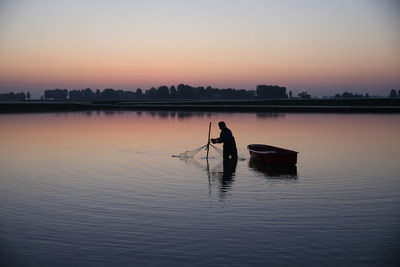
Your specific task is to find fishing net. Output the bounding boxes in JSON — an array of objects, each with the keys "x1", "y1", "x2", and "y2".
[
  {"x1": 173, "y1": 143, "x2": 223, "y2": 159},
  {"x1": 172, "y1": 122, "x2": 224, "y2": 159},
  {"x1": 174, "y1": 144, "x2": 207, "y2": 159},
  {"x1": 210, "y1": 144, "x2": 223, "y2": 157}
]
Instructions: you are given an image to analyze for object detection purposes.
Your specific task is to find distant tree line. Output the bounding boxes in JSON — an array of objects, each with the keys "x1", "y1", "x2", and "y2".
[
  {"x1": 1, "y1": 86, "x2": 399, "y2": 101},
  {"x1": 334, "y1": 92, "x2": 368, "y2": 99},
  {"x1": 0, "y1": 92, "x2": 30, "y2": 101},
  {"x1": 43, "y1": 84, "x2": 290, "y2": 101},
  {"x1": 42, "y1": 84, "x2": 290, "y2": 101},
  {"x1": 66, "y1": 88, "x2": 136, "y2": 101}
]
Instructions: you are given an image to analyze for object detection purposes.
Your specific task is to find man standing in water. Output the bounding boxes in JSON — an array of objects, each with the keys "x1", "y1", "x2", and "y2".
[{"x1": 211, "y1": 121, "x2": 238, "y2": 159}]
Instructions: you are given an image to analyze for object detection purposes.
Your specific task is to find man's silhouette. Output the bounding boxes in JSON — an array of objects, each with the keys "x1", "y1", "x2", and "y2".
[{"x1": 211, "y1": 121, "x2": 238, "y2": 159}]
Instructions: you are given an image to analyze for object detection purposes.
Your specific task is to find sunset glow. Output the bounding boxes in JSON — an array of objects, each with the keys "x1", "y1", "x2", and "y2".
[{"x1": 1, "y1": 0, "x2": 399, "y2": 97}]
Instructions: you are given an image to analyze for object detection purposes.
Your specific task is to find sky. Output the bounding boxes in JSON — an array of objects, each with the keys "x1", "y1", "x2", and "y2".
[{"x1": 0, "y1": 0, "x2": 399, "y2": 98}]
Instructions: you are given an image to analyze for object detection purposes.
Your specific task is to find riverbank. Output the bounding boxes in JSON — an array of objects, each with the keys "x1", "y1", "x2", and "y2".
[{"x1": 1, "y1": 99, "x2": 400, "y2": 113}]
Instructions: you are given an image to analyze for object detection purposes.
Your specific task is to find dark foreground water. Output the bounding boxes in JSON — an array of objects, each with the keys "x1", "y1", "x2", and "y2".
[{"x1": 1, "y1": 111, "x2": 399, "y2": 266}]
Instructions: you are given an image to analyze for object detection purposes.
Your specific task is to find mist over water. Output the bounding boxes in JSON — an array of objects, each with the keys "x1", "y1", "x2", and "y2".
[{"x1": 1, "y1": 111, "x2": 399, "y2": 266}]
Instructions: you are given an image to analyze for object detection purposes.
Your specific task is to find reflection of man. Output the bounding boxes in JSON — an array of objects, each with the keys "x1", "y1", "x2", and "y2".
[
  {"x1": 211, "y1": 121, "x2": 238, "y2": 159},
  {"x1": 219, "y1": 157, "x2": 238, "y2": 196},
  {"x1": 222, "y1": 157, "x2": 238, "y2": 182}
]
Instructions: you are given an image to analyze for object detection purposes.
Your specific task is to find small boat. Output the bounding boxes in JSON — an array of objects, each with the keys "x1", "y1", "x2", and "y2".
[{"x1": 247, "y1": 144, "x2": 298, "y2": 165}]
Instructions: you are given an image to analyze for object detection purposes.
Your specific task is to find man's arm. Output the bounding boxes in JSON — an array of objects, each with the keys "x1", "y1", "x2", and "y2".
[{"x1": 211, "y1": 138, "x2": 222, "y2": 144}]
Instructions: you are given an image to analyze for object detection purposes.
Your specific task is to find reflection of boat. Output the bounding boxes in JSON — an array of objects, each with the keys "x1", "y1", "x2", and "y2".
[
  {"x1": 247, "y1": 144, "x2": 298, "y2": 166},
  {"x1": 249, "y1": 158, "x2": 297, "y2": 179}
]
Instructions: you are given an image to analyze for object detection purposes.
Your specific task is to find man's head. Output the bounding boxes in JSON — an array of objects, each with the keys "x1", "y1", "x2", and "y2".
[{"x1": 218, "y1": 121, "x2": 226, "y2": 130}]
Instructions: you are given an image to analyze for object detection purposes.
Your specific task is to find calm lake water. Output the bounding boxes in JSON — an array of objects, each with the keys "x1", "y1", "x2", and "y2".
[{"x1": 1, "y1": 111, "x2": 399, "y2": 266}]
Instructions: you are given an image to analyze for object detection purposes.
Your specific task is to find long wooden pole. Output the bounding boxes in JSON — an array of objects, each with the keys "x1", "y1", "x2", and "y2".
[{"x1": 206, "y1": 122, "x2": 211, "y2": 159}]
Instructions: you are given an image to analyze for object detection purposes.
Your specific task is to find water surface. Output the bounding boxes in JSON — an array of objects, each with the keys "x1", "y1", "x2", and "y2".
[{"x1": 1, "y1": 111, "x2": 399, "y2": 266}]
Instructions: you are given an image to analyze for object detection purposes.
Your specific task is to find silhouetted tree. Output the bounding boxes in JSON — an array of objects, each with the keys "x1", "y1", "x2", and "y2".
[
  {"x1": 389, "y1": 89, "x2": 397, "y2": 98},
  {"x1": 177, "y1": 84, "x2": 195, "y2": 99},
  {"x1": 346, "y1": 92, "x2": 362, "y2": 98},
  {"x1": 145, "y1": 87, "x2": 157, "y2": 99},
  {"x1": 256, "y1": 85, "x2": 288, "y2": 99},
  {"x1": 27, "y1": 92, "x2": 31, "y2": 100},
  {"x1": 117, "y1": 90, "x2": 126, "y2": 100},
  {"x1": 335, "y1": 92, "x2": 363, "y2": 99},
  {"x1": 195, "y1": 86, "x2": 205, "y2": 98},
  {"x1": 122, "y1": 90, "x2": 136, "y2": 100},
  {"x1": 69, "y1": 90, "x2": 82, "y2": 101},
  {"x1": 233, "y1": 89, "x2": 254, "y2": 99},
  {"x1": 17, "y1": 92, "x2": 26, "y2": 100},
  {"x1": 95, "y1": 89, "x2": 101, "y2": 99},
  {"x1": 69, "y1": 88, "x2": 95, "y2": 101},
  {"x1": 136, "y1": 88, "x2": 143, "y2": 99},
  {"x1": 102, "y1": 88, "x2": 118, "y2": 100},
  {"x1": 169, "y1": 85, "x2": 177, "y2": 99},
  {"x1": 0, "y1": 92, "x2": 26, "y2": 101},
  {"x1": 83, "y1": 88, "x2": 94, "y2": 100},
  {"x1": 205, "y1": 86, "x2": 216, "y2": 99},
  {"x1": 298, "y1": 91, "x2": 311, "y2": 99},
  {"x1": 44, "y1": 89, "x2": 68, "y2": 100},
  {"x1": 221, "y1": 88, "x2": 238, "y2": 99},
  {"x1": 157, "y1": 86, "x2": 170, "y2": 99}
]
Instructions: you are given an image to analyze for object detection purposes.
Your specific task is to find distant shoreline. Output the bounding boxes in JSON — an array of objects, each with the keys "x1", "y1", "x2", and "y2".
[{"x1": 1, "y1": 99, "x2": 400, "y2": 113}]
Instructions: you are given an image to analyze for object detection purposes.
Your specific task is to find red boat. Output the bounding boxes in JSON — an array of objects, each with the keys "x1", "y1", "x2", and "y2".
[{"x1": 247, "y1": 144, "x2": 298, "y2": 165}]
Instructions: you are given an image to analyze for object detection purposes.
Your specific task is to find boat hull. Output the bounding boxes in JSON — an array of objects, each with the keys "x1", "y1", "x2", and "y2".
[{"x1": 247, "y1": 144, "x2": 298, "y2": 166}]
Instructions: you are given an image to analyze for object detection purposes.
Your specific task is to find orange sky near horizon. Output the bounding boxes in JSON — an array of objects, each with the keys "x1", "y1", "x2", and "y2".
[{"x1": 0, "y1": 0, "x2": 399, "y2": 97}]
